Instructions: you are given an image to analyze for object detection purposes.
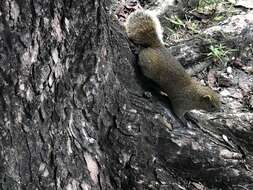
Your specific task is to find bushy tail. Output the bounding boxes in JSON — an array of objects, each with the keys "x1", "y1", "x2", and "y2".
[{"x1": 125, "y1": 10, "x2": 163, "y2": 47}]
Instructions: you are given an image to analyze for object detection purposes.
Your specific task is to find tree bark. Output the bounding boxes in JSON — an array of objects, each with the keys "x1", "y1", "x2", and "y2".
[{"x1": 0, "y1": 0, "x2": 253, "y2": 190}]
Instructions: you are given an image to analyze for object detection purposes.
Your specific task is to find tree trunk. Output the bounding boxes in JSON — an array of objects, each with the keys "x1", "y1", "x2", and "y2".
[{"x1": 0, "y1": 0, "x2": 253, "y2": 190}]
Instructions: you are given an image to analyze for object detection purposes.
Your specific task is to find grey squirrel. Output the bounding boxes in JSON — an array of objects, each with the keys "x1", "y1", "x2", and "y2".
[{"x1": 125, "y1": 10, "x2": 221, "y2": 118}]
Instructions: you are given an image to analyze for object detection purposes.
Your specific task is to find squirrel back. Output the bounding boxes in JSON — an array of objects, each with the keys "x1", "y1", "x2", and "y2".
[{"x1": 125, "y1": 11, "x2": 163, "y2": 47}]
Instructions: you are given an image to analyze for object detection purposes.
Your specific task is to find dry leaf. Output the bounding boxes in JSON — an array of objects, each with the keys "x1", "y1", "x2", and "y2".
[{"x1": 236, "y1": 0, "x2": 253, "y2": 9}]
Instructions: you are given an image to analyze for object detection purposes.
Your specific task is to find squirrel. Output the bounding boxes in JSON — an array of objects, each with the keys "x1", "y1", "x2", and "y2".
[{"x1": 125, "y1": 10, "x2": 221, "y2": 118}]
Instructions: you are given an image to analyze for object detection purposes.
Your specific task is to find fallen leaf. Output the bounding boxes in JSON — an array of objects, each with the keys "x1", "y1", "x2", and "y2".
[{"x1": 235, "y1": 0, "x2": 253, "y2": 9}]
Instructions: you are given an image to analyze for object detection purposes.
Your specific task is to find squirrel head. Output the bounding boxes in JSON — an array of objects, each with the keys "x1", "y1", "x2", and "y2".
[{"x1": 196, "y1": 86, "x2": 221, "y2": 112}]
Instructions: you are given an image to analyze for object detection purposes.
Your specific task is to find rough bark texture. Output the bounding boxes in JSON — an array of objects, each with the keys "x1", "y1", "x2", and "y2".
[{"x1": 1, "y1": 0, "x2": 253, "y2": 190}]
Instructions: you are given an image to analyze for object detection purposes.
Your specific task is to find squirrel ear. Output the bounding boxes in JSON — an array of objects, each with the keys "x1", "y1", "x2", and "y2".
[{"x1": 202, "y1": 95, "x2": 212, "y2": 102}]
